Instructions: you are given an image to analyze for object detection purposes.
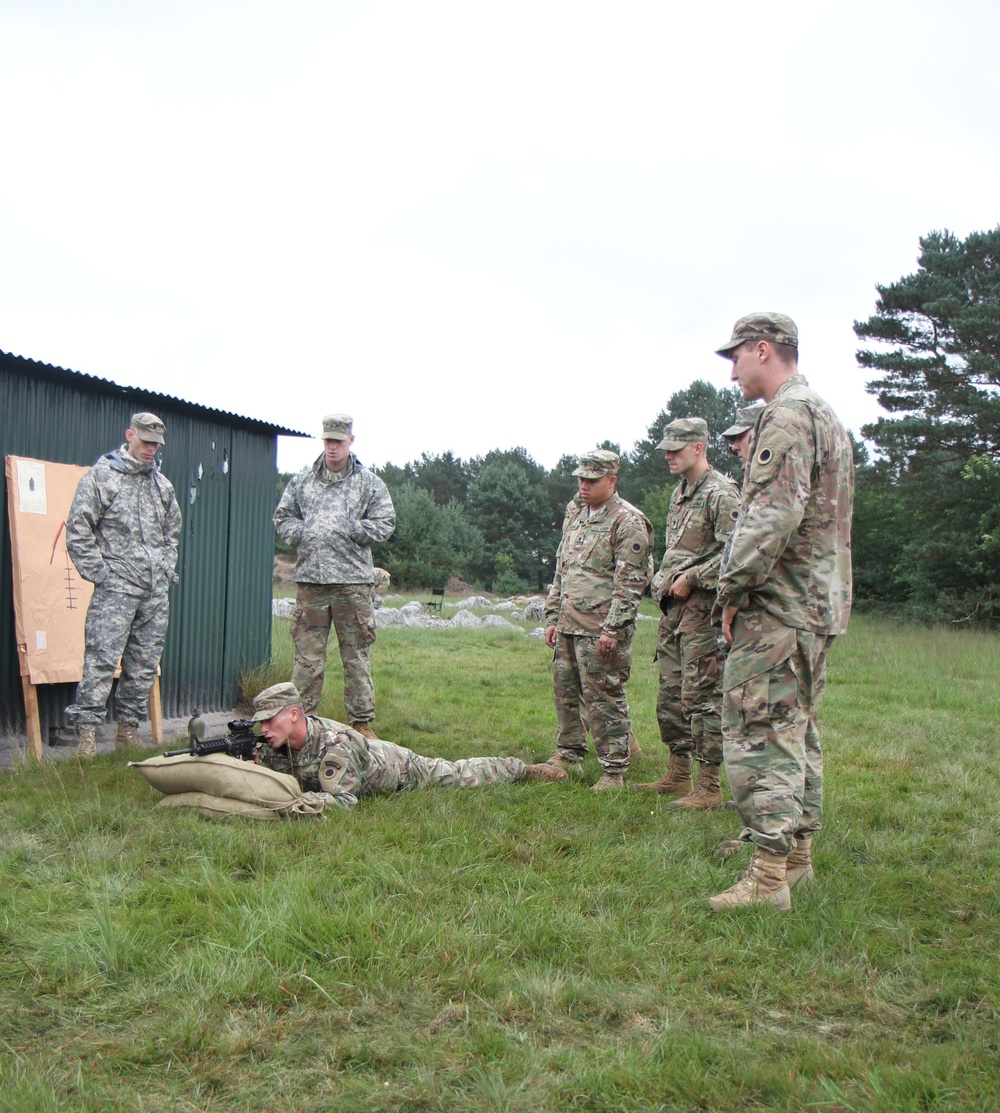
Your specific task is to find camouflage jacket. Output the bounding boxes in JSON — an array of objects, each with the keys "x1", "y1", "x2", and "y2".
[
  {"x1": 273, "y1": 453, "x2": 396, "y2": 584},
  {"x1": 717, "y1": 374, "x2": 854, "y2": 635},
  {"x1": 651, "y1": 466, "x2": 740, "y2": 608},
  {"x1": 259, "y1": 716, "x2": 417, "y2": 810},
  {"x1": 66, "y1": 448, "x2": 182, "y2": 597},
  {"x1": 544, "y1": 493, "x2": 653, "y2": 637}
]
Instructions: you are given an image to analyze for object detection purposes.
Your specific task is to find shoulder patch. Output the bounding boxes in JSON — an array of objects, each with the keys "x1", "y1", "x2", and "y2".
[
  {"x1": 731, "y1": 509, "x2": 739, "y2": 521},
  {"x1": 631, "y1": 542, "x2": 642, "y2": 552}
]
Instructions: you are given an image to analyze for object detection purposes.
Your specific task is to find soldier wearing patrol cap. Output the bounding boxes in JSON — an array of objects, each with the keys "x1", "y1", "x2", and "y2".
[
  {"x1": 274, "y1": 414, "x2": 396, "y2": 737},
  {"x1": 252, "y1": 681, "x2": 566, "y2": 806},
  {"x1": 708, "y1": 312, "x2": 854, "y2": 912},
  {"x1": 721, "y1": 404, "x2": 765, "y2": 471},
  {"x1": 62, "y1": 412, "x2": 182, "y2": 758},
  {"x1": 541, "y1": 449, "x2": 653, "y2": 791},
  {"x1": 633, "y1": 418, "x2": 740, "y2": 809}
]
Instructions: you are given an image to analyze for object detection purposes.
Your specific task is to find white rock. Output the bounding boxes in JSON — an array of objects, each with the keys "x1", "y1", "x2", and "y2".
[
  {"x1": 449, "y1": 609, "x2": 483, "y2": 627},
  {"x1": 272, "y1": 598, "x2": 295, "y2": 618}
]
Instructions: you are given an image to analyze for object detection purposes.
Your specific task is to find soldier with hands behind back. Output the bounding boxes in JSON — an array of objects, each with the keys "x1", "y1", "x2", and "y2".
[{"x1": 274, "y1": 414, "x2": 395, "y2": 738}]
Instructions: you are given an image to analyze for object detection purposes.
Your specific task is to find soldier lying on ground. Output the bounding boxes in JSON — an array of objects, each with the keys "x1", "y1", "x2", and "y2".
[{"x1": 251, "y1": 682, "x2": 567, "y2": 809}]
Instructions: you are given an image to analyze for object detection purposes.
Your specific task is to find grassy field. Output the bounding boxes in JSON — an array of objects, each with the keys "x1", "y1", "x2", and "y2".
[{"x1": 2, "y1": 607, "x2": 998, "y2": 1111}]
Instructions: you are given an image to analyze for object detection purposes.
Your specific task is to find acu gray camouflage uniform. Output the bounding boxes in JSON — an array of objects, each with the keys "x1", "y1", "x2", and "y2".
[
  {"x1": 65, "y1": 447, "x2": 181, "y2": 727},
  {"x1": 717, "y1": 374, "x2": 854, "y2": 856},
  {"x1": 652, "y1": 465, "x2": 739, "y2": 764},
  {"x1": 545, "y1": 493, "x2": 653, "y2": 773},
  {"x1": 260, "y1": 716, "x2": 526, "y2": 809},
  {"x1": 273, "y1": 454, "x2": 395, "y2": 718}
]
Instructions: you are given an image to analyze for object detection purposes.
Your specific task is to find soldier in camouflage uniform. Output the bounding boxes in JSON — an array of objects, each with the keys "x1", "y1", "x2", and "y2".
[
  {"x1": 252, "y1": 682, "x2": 567, "y2": 807},
  {"x1": 720, "y1": 405, "x2": 764, "y2": 471},
  {"x1": 543, "y1": 449, "x2": 653, "y2": 792},
  {"x1": 634, "y1": 418, "x2": 740, "y2": 809},
  {"x1": 274, "y1": 414, "x2": 396, "y2": 737},
  {"x1": 709, "y1": 313, "x2": 854, "y2": 912},
  {"x1": 63, "y1": 413, "x2": 182, "y2": 759}
]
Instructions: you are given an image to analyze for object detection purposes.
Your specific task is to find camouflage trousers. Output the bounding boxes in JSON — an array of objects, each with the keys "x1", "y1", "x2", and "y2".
[
  {"x1": 552, "y1": 632, "x2": 632, "y2": 773},
  {"x1": 722, "y1": 607, "x2": 834, "y2": 856},
  {"x1": 370, "y1": 740, "x2": 525, "y2": 792},
  {"x1": 65, "y1": 586, "x2": 169, "y2": 727},
  {"x1": 655, "y1": 602, "x2": 726, "y2": 763},
  {"x1": 291, "y1": 583, "x2": 376, "y2": 720}
]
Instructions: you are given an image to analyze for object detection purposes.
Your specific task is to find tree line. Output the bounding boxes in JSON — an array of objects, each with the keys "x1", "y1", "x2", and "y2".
[{"x1": 277, "y1": 226, "x2": 1000, "y2": 626}]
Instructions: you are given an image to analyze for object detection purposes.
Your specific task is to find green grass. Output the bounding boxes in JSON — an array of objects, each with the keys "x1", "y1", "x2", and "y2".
[{"x1": 2, "y1": 612, "x2": 999, "y2": 1111}]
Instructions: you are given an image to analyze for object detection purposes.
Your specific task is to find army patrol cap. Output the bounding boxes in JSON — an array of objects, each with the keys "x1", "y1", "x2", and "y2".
[
  {"x1": 715, "y1": 312, "x2": 799, "y2": 356},
  {"x1": 322, "y1": 413, "x2": 354, "y2": 441},
  {"x1": 657, "y1": 417, "x2": 709, "y2": 452},
  {"x1": 251, "y1": 682, "x2": 303, "y2": 722},
  {"x1": 721, "y1": 405, "x2": 764, "y2": 440},
  {"x1": 572, "y1": 449, "x2": 620, "y2": 479},
  {"x1": 130, "y1": 412, "x2": 166, "y2": 445}
]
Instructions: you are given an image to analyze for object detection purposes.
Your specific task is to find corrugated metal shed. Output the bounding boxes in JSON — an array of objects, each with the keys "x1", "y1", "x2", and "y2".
[{"x1": 0, "y1": 349, "x2": 307, "y2": 738}]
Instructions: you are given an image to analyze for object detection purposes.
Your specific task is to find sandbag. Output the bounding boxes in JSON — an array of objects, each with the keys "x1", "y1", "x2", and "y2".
[
  {"x1": 130, "y1": 753, "x2": 305, "y2": 808},
  {"x1": 158, "y1": 791, "x2": 283, "y2": 820}
]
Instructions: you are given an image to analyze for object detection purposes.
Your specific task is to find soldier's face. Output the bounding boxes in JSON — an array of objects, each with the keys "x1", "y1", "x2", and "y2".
[
  {"x1": 260, "y1": 708, "x2": 293, "y2": 749},
  {"x1": 577, "y1": 473, "x2": 616, "y2": 509},
  {"x1": 731, "y1": 429, "x2": 753, "y2": 467},
  {"x1": 729, "y1": 342, "x2": 766, "y2": 401},
  {"x1": 664, "y1": 443, "x2": 700, "y2": 477},
  {"x1": 125, "y1": 429, "x2": 160, "y2": 463},
  {"x1": 324, "y1": 436, "x2": 354, "y2": 470}
]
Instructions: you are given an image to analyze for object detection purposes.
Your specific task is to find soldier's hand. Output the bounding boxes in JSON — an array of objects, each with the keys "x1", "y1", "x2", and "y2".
[
  {"x1": 544, "y1": 625, "x2": 558, "y2": 649},
  {"x1": 598, "y1": 633, "x2": 617, "y2": 660},
  {"x1": 721, "y1": 603, "x2": 744, "y2": 645},
  {"x1": 667, "y1": 572, "x2": 692, "y2": 601}
]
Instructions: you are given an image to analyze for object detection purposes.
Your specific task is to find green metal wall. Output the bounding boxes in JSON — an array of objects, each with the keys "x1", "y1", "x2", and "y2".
[{"x1": 0, "y1": 351, "x2": 300, "y2": 737}]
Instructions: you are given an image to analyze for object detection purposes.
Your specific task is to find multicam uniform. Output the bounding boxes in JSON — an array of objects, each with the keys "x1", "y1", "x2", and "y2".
[
  {"x1": 652, "y1": 467, "x2": 740, "y2": 764},
  {"x1": 545, "y1": 494, "x2": 653, "y2": 773},
  {"x1": 717, "y1": 374, "x2": 854, "y2": 855},
  {"x1": 65, "y1": 448, "x2": 182, "y2": 727},
  {"x1": 274, "y1": 454, "x2": 395, "y2": 718},
  {"x1": 259, "y1": 716, "x2": 526, "y2": 809}
]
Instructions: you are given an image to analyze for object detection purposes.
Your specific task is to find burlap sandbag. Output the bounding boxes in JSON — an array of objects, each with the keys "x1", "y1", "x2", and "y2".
[
  {"x1": 131, "y1": 753, "x2": 306, "y2": 808},
  {"x1": 158, "y1": 791, "x2": 284, "y2": 820}
]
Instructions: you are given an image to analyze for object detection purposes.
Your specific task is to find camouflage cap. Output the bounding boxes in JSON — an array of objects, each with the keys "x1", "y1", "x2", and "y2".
[
  {"x1": 251, "y1": 681, "x2": 303, "y2": 722},
  {"x1": 656, "y1": 417, "x2": 709, "y2": 452},
  {"x1": 130, "y1": 412, "x2": 165, "y2": 444},
  {"x1": 322, "y1": 413, "x2": 353, "y2": 441},
  {"x1": 721, "y1": 404, "x2": 764, "y2": 439},
  {"x1": 714, "y1": 312, "x2": 798, "y2": 356},
  {"x1": 572, "y1": 449, "x2": 620, "y2": 479}
]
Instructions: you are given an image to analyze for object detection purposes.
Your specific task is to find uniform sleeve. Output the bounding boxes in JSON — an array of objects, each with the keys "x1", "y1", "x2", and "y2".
[
  {"x1": 544, "y1": 501, "x2": 574, "y2": 625},
  {"x1": 64, "y1": 471, "x2": 110, "y2": 585},
  {"x1": 716, "y1": 407, "x2": 816, "y2": 609},
  {"x1": 604, "y1": 512, "x2": 654, "y2": 634},
  {"x1": 352, "y1": 476, "x2": 396, "y2": 546},
  {"x1": 273, "y1": 474, "x2": 306, "y2": 547},
  {"x1": 316, "y1": 733, "x2": 368, "y2": 810},
  {"x1": 684, "y1": 482, "x2": 740, "y2": 591},
  {"x1": 162, "y1": 482, "x2": 183, "y2": 584}
]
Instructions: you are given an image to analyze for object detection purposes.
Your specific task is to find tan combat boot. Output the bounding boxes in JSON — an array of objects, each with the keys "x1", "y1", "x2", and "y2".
[
  {"x1": 523, "y1": 762, "x2": 569, "y2": 784},
  {"x1": 76, "y1": 727, "x2": 97, "y2": 759},
  {"x1": 786, "y1": 836, "x2": 815, "y2": 887},
  {"x1": 632, "y1": 753, "x2": 693, "y2": 795},
  {"x1": 627, "y1": 731, "x2": 643, "y2": 761},
  {"x1": 708, "y1": 845, "x2": 791, "y2": 912},
  {"x1": 351, "y1": 722, "x2": 379, "y2": 741},
  {"x1": 591, "y1": 771, "x2": 624, "y2": 792},
  {"x1": 667, "y1": 762, "x2": 724, "y2": 811},
  {"x1": 544, "y1": 753, "x2": 573, "y2": 772},
  {"x1": 115, "y1": 723, "x2": 141, "y2": 751}
]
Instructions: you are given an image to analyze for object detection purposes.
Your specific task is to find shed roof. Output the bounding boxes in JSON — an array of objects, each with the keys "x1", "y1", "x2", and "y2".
[{"x1": 0, "y1": 349, "x2": 309, "y2": 438}]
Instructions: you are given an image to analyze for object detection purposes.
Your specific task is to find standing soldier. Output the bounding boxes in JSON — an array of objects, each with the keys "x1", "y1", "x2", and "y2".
[
  {"x1": 634, "y1": 418, "x2": 740, "y2": 808},
  {"x1": 63, "y1": 413, "x2": 182, "y2": 758},
  {"x1": 720, "y1": 405, "x2": 764, "y2": 470},
  {"x1": 542, "y1": 449, "x2": 653, "y2": 791},
  {"x1": 274, "y1": 414, "x2": 396, "y2": 739},
  {"x1": 710, "y1": 312, "x2": 854, "y2": 912}
]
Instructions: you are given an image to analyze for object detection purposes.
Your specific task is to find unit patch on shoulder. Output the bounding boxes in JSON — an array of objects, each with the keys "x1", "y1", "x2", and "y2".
[{"x1": 757, "y1": 447, "x2": 773, "y2": 465}]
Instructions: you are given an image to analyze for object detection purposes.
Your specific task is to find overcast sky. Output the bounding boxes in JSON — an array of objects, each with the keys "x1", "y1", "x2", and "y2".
[{"x1": 3, "y1": 0, "x2": 999, "y2": 475}]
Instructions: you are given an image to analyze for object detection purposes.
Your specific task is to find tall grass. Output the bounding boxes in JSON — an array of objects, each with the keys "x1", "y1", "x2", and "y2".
[{"x1": 1, "y1": 612, "x2": 998, "y2": 1111}]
